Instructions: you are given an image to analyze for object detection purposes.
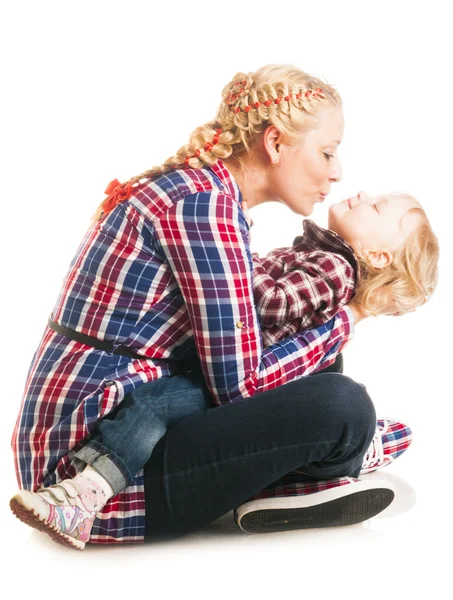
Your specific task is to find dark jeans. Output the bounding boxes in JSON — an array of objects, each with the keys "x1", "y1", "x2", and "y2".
[{"x1": 143, "y1": 356, "x2": 376, "y2": 539}]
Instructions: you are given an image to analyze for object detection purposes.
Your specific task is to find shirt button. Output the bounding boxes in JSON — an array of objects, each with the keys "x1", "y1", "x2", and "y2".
[{"x1": 236, "y1": 321, "x2": 244, "y2": 329}]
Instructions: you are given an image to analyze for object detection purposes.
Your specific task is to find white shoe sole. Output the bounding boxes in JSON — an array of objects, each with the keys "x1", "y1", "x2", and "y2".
[
  {"x1": 235, "y1": 478, "x2": 395, "y2": 534},
  {"x1": 10, "y1": 491, "x2": 85, "y2": 551}
]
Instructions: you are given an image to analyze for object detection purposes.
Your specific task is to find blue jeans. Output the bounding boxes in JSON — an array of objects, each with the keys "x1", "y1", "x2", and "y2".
[{"x1": 74, "y1": 362, "x2": 214, "y2": 494}]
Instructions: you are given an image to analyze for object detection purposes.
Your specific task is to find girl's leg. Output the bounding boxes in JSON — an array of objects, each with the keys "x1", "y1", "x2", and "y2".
[
  {"x1": 143, "y1": 372, "x2": 387, "y2": 539},
  {"x1": 10, "y1": 368, "x2": 214, "y2": 550},
  {"x1": 73, "y1": 368, "x2": 214, "y2": 494}
]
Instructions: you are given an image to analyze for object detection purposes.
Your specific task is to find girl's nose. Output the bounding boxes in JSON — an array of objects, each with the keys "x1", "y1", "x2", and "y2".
[{"x1": 357, "y1": 190, "x2": 370, "y2": 202}]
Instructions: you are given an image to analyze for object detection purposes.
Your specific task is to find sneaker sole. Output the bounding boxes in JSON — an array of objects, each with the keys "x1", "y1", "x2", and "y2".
[
  {"x1": 236, "y1": 483, "x2": 394, "y2": 534},
  {"x1": 10, "y1": 495, "x2": 85, "y2": 551}
]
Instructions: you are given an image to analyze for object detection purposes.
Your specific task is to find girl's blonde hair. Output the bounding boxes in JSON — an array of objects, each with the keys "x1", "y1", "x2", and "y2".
[
  {"x1": 93, "y1": 64, "x2": 341, "y2": 221},
  {"x1": 353, "y1": 194, "x2": 439, "y2": 316}
]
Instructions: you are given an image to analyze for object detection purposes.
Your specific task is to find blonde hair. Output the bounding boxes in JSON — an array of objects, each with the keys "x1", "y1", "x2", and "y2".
[
  {"x1": 93, "y1": 64, "x2": 341, "y2": 221},
  {"x1": 353, "y1": 194, "x2": 439, "y2": 316}
]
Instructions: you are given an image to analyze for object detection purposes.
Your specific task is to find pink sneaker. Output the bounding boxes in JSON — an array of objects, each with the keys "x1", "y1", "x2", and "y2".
[
  {"x1": 10, "y1": 475, "x2": 106, "y2": 550},
  {"x1": 234, "y1": 476, "x2": 394, "y2": 534},
  {"x1": 360, "y1": 419, "x2": 413, "y2": 475}
]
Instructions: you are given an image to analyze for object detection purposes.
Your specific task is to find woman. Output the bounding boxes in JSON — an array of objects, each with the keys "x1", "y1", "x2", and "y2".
[{"x1": 10, "y1": 64, "x2": 407, "y2": 549}]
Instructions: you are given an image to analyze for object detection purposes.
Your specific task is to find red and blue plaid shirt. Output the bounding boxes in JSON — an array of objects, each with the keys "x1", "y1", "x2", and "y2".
[{"x1": 11, "y1": 161, "x2": 354, "y2": 544}]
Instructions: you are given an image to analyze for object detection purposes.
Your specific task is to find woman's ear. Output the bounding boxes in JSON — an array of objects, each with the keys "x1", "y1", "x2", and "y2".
[
  {"x1": 262, "y1": 125, "x2": 283, "y2": 163},
  {"x1": 364, "y1": 248, "x2": 394, "y2": 269}
]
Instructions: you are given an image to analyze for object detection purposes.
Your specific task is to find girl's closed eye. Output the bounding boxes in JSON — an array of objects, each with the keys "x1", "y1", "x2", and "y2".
[
  {"x1": 323, "y1": 152, "x2": 334, "y2": 160},
  {"x1": 373, "y1": 204, "x2": 379, "y2": 214}
]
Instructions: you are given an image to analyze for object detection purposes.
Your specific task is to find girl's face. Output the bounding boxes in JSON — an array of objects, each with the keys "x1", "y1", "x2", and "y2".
[
  {"x1": 328, "y1": 191, "x2": 421, "y2": 265},
  {"x1": 267, "y1": 105, "x2": 344, "y2": 216}
]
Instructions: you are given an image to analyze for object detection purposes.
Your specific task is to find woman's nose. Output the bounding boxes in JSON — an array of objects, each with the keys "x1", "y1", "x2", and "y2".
[{"x1": 329, "y1": 157, "x2": 343, "y2": 183}]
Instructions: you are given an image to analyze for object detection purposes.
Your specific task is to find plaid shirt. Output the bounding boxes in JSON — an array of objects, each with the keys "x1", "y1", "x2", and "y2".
[
  {"x1": 11, "y1": 161, "x2": 354, "y2": 544},
  {"x1": 254, "y1": 220, "x2": 358, "y2": 348}
]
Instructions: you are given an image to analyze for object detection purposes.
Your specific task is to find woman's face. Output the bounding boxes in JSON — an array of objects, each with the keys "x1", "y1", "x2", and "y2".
[{"x1": 268, "y1": 106, "x2": 344, "y2": 216}]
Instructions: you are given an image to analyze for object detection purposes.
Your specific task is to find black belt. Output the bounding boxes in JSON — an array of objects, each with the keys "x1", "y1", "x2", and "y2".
[{"x1": 47, "y1": 318, "x2": 141, "y2": 359}]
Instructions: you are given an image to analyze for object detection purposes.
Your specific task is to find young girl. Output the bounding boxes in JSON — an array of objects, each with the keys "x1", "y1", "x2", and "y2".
[{"x1": 254, "y1": 189, "x2": 438, "y2": 348}]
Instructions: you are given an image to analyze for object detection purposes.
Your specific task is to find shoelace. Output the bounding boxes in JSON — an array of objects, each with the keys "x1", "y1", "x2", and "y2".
[{"x1": 362, "y1": 419, "x2": 393, "y2": 470}]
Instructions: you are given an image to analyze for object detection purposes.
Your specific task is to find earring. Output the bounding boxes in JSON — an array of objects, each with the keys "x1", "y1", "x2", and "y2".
[{"x1": 272, "y1": 160, "x2": 279, "y2": 167}]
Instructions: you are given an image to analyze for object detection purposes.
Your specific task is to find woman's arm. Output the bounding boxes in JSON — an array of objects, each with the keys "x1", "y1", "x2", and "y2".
[
  {"x1": 346, "y1": 301, "x2": 369, "y2": 324},
  {"x1": 154, "y1": 191, "x2": 354, "y2": 405}
]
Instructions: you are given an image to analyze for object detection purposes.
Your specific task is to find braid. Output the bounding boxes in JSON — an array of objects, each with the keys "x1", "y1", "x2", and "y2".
[
  {"x1": 124, "y1": 124, "x2": 229, "y2": 184},
  {"x1": 92, "y1": 64, "x2": 341, "y2": 223}
]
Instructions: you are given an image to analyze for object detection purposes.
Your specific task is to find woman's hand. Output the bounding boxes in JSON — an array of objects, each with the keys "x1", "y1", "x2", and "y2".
[{"x1": 346, "y1": 301, "x2": 369, "y2": 324}]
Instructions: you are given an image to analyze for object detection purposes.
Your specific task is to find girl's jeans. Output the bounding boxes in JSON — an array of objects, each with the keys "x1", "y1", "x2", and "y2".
[
  {"x1": 74, "y1": 355, "x2": 377, "y2": 539},
  {"x1": 74, "y1": 360, "x2": 216, "y2": 494}
]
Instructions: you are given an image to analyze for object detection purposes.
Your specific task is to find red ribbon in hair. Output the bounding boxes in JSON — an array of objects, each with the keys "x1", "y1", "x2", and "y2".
[{"x1": 102, "y1": 179, "x2": 134, "y2": 216}]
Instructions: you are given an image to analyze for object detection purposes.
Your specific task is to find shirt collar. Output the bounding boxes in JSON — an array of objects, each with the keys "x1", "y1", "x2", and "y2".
[
  {"x1": 294, "y1": 219, "x2": 358, "y2": 272},
  {"x1": 208, "y1": 160, "x2": 242, "y2": 201}
]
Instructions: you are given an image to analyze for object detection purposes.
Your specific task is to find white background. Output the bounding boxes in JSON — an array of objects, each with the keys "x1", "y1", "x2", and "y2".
[{"x1": 1, "y1": 1, "x2": 452, "y2": 597}]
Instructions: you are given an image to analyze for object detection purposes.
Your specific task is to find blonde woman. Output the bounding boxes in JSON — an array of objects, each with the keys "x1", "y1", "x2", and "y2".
[{"x1": 10, "y1": 65, "x2": 432, "y2": 550}]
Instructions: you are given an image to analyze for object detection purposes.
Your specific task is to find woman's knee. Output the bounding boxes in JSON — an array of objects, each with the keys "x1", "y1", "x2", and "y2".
[
  {"x1": 321, "y1": 373, "x2": 376, "y2": 433},
  {"x1": 265, "y1": 372, "x2": 376, "y2": 437}
]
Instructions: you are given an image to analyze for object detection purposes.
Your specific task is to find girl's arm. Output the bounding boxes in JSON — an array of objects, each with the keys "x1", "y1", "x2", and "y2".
[
  {"x1": 154, "y1": 191, "x2": 354, "y2": 405},
  {"x1": 253, "y1": 248, "x2": 357, "y2": 329}
]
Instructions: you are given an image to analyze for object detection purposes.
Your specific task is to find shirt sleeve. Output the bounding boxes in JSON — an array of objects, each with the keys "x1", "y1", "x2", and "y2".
[
  {"x1": 253, "y1": 247, "x2": 357, "y2": 346},
  {"x1": 153, "y1": 191, "x2": 354, "y2": 406}
]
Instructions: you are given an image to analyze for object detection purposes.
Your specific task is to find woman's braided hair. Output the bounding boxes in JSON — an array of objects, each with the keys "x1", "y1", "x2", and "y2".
[{"x1": 93, "y1": 64, "x2": 341, "y2": 222}]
